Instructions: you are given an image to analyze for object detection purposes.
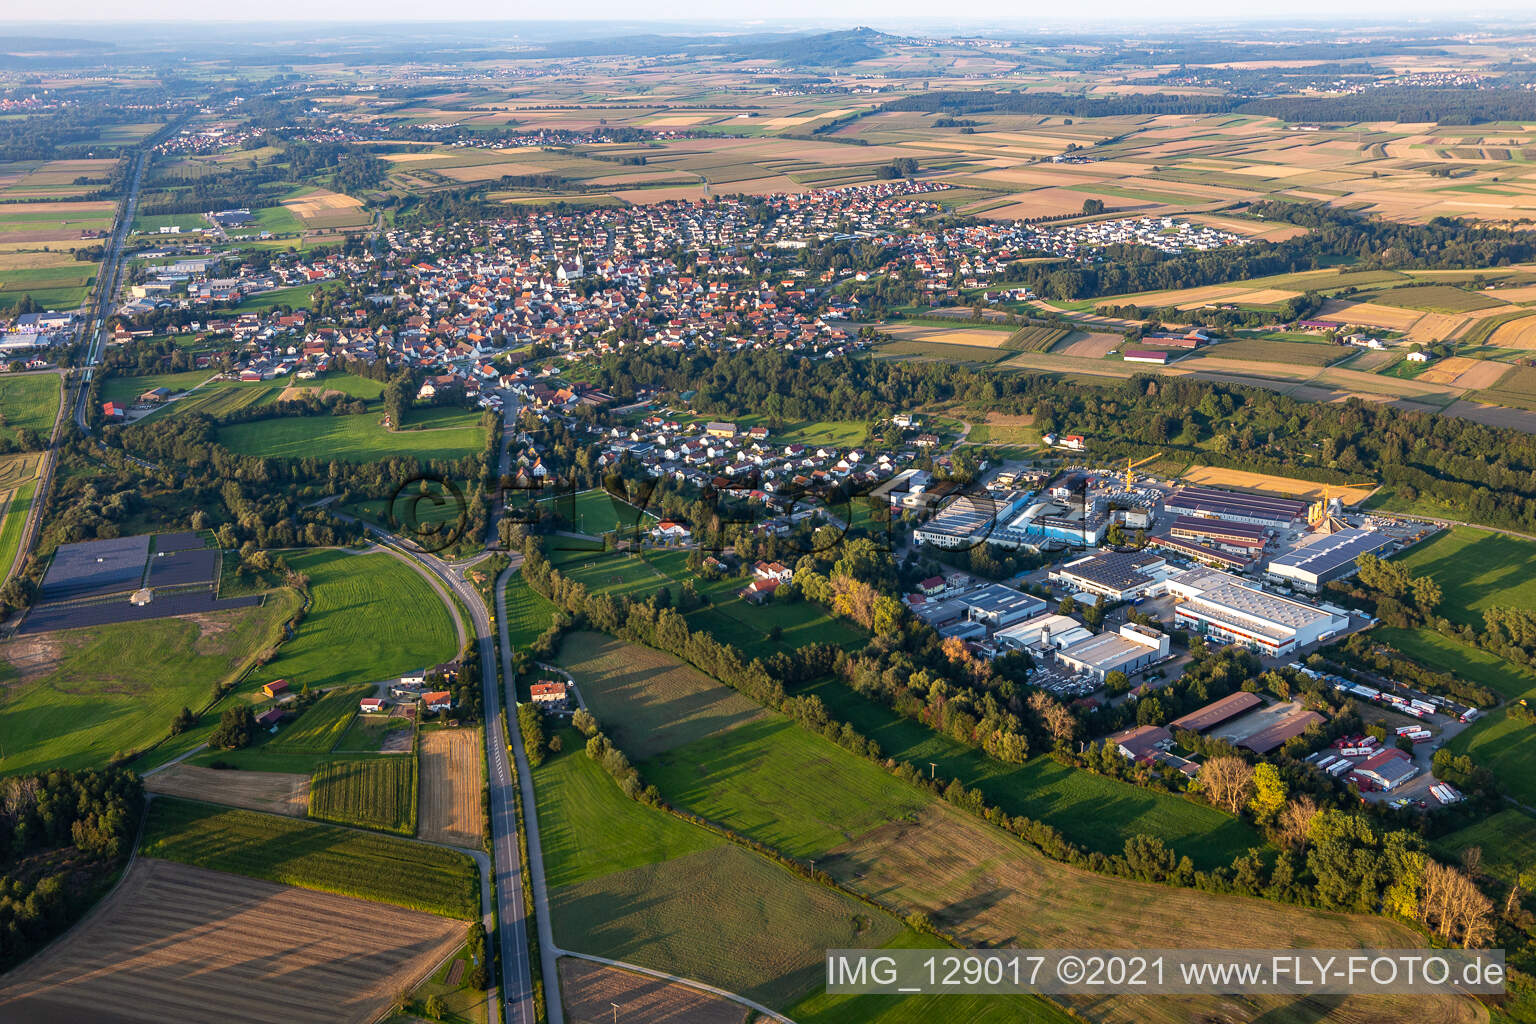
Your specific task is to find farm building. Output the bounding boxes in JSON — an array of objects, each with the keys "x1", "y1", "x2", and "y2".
[
  {"x1": 255, "y1": 708, "x2": 283, "y2": 729},
  {"x1": 1123, "y1": 350, "x2": 1172, "y2": 365},
  {"x1": 1163, "y1": 486, "x2": 1310, "y2": 530},
  {"x1": 1238, "y1": 708, "x2": 1325, "y2": 754},
  {"x1": 262, "y1": 680, "x2": 290, "y2": 700},
  {"x1": 739, "y1": 578, "x2": 780, "y2": 604},
  {"x1": 359, "y1": 697, "x2": 387, "y2": 714},
  {"x1": 1265, "y1": 529, "x2": 1393, "y2": 593},
  {"x1": 1051, "y1": 550, "x2": 1170, "y2": 602},
  {"x1": 1108, "y1": 724, "x2": 1172, "y2": 763},
  {"x1": 421, "y1": 691, "x2": 453, "y2": 712},
  {"x1": 1169, "y1": 691, "x2": 1263, "y2": 733}
]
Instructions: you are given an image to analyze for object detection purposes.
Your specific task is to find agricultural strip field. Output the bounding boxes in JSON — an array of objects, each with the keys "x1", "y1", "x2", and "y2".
[
  {"x1": 418, "y1": 726, "x2": 484, "y2": 847},
  {"x1": 0, "y1": 373, "x2": 61, "y2": 436},
  {"x1": 144, "y1": 764, "x2": 310, "y2": 816},
  {"x1": 1194, "y1": 338, "x2": 1346, "y2": 366},
  {"x1": 269, "y1": 685, "x2": 375, "y2": 753},
  {"x1": 216, "y1": 407, "x2": 486, "y2": 462},
  {"x1": 1358, "y1": 284, "x2": 1505, "y2": 313},
  {"x1": 252, "y1": 549, "x2": 459, "y2": 691},
  {"x1": 1475, "y1": 364, "x2": 1536, "y2": 411},
  {"x1": 0, "y1": 595, "x2": 297, "y2": 775},
  {"x1": 555, "y1": 631, "x2": 766, "y2": 761},
  {"x1": 880, "y1": 323, "x2": 1015, "y2": 348},
  {"x1": 143, "y1": 797, "x2": 479, "y2": 918},
  {"x1": 1387, "y1": 527, "x2": 1536, "y2": 628},
  {"x1": 0, "y1": 858, "x2": 461, "y2": 1024},
  {"x1": 309, "y1": 756, "x2": 417, "y2": 835},
  {"x1": 874, "y1": 338, "x2": 1011, "y2": 364},
  {"x1": 1002, "y1": 325, "x2": 1071, "y2": 352}
]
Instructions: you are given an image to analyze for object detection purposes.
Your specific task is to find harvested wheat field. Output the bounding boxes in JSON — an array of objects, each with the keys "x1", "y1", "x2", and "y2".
[
  {"x1": 419, "y1": 726, "x2": 484, "y2": 847},
  {"x1": 825, "y1": 804, "x2": 1481, "y2": 1024},
  {"x1": 559, "y1": 957, "x2": 748, "y2": 1024},
  {"x1": 1316, "y1": 300, "x2": 1425, "y2": 332},
  {"x1": 881, "y1": 324, "x2": 1013, "y2": 348},
  {"x1": 1418, "y1": 356, "x2": 1512, "y2": 390},
  {"x1": 0, "y1": 858, "x2": 462, "y2": 1024},
  {"x1": 1487, "y1": 313, "x2": 1536, "y2": 349},
  {"x1": 1182, "y1": 466, "x2": 1374, "y2": 504},
  {"x1": 1056, "y1": 331, "x2": 1122, "y2": 358},
  {"x1": 275, "y1": 385, "x2": 345, "y2": 403},
  {"x1": 145, "y1": 764, "x2": 310, "y2": 816}
]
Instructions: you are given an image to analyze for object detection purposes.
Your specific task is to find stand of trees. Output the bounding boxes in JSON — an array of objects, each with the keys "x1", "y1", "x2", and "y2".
[{"x1": 0, "y1": 769, "x2": 143, "y2": 972}]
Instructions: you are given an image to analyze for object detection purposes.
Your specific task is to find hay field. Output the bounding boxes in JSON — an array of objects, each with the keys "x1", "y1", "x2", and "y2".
[
  {"x1": 418, "y1": 727, "x2": 484, "y2": 848},
  {"x1": 145, "y1": 765, "x2": 310, "y2": 816},
  {"x1": 1182, "y1": 466, "x2": 1373, "y2": 504},
  {"x1": 881, "y1": 323, "x2": 1014, "y2": 348},
  {"x1": 558, "y1": 958, "x2": 748, "y2": 1024},
  {"x1": 556, "y1": 631, "x2": 764, "y2": 760},
  {"x1": 827, "y1": 804, "x2": 1481, "y2": 1024},
  {"x1": 0, "y1": 858, "x2": 462, "y2": 1024}
]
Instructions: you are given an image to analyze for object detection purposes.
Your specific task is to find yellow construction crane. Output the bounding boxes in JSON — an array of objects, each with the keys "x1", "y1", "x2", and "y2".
[
  {"x1": 1126, "y1": 452, "x2": 1162, "y2": 488},
  {"x1": 1308, "y1": 479, "x2": 1376, "y2": 525}
]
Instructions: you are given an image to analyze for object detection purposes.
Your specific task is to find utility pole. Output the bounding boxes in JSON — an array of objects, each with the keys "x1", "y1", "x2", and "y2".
[
  {"x1": 612, "y1": 1002, "x2": 620, "y2": 1024},
  {"x1": 928, "y1": 761, "x2": 938, "y2": 779}
]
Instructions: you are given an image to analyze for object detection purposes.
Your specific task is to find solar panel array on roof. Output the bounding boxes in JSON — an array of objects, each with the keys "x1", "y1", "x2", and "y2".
[
  {"x1": 1267, "y1": 529, "x2": 1391, "y2": 578},
  {"x1": 38, "y1": 535, "x2": 152, "y2": 602},
  {"x1": 1165, "y1": 486, "x2": 1308, "y2": 525}
]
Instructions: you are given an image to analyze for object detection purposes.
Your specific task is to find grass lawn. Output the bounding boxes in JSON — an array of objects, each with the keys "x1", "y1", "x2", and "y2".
[
  {"x1": 1431, "y1": 808, "x2": 1536, "y2": 889},
  {"x1": 0, "y1": 477, "x2": 35, "y2": 573},
  {"x1": 502, "y1": 573, "x2": 559, "y2": 651},
  {"x1": 0, "y1": 373, "x2": 60, "y2": 436},
  {"x1": 801, "y1": 676, "x2": 1258, "y2": 870},
  {"x1": 1389, "y1": 527, "x2": 1536, "y2": 628},
  {"x1": 252, "y1": 549, "x2": 459, "y2": 691},
  {"x1": 535, "y1": 726, "x2": 721, "y2": 889},
  {"x1": 1450, "y1": 714, "x2": 1536, "y2": 807},
  {"x1": 534, "y1": 730, "x2": 906, "y2": 1010},
  {"x1": 217, "y1": 406, "x2": 485, "y2": 462},
  {"x1": 536, "y1": 487, "x2": 657, "y2": 537},
  {"x1": 644, "y1": 716, "x2": 931, "y2": 861},
  {"x1": 0, "y1": 592, "x2": 297, "y2": 774},
  {"x1": 334, "y1": 712, "x2": 414, "y2": 753},
  {"x1": 309, "y1": 756, "x2": 418, "y2": 835},
  {"x1": 234, "y1": 282, "x2": 316, "y2": 311},
  {"x1": 142, "y1": 797, "x2": 478, "y2": 919},
  {"x1": 1374, "y1": 627, "x2": 1536, "y2": 702},
  {"x1": 100, "y1": 369, "x2": 215, "y2": 406}
]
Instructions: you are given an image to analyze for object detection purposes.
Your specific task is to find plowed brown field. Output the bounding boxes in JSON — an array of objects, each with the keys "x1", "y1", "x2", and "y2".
[
  {"x1": 419, "y1": 727, "x2": 484, "y2": 847},
  {"x1": 145, "y1": 764, "x2": 309, "y2": 816},
  {"x1": 559, "y1": 957, "x2": 748, "y2": 1024},
  {"x1": 0, "y1": 858, "x2": 462, "y2": 1024}
]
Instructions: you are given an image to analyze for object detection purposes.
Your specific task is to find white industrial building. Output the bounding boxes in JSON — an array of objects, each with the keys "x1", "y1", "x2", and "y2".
[
  {"x1": 1055, "y1": 622, "x2": 1171, "y2": 682},
  {"x1": 1170, "y1": 568, "x2": 1348, "y2": 657},
  {"x1": 1265, "y1": 528, "x2": 1392, "y2": 593},
  {"x1": 994, "y1": 612, "x2": 1093, "y2": 654},
  {"x1": 1051, "y1": 550, "x2": 1174, "y2": 602}
]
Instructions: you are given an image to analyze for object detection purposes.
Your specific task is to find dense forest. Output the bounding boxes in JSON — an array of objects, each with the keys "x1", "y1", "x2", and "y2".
[
  {"x1": 882, "y1": 90, "x2": 1239, "y2": 118},
  {"x1": 1244, "y1": 87, "x2": 1536, "y2": 125},
  {"x1": 0, "y1": 769, "x2": 142, "y2": 973}
]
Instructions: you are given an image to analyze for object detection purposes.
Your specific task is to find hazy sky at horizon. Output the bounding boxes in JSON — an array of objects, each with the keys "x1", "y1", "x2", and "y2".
[{"x1": 7, "y1": 1, "x2": 1536, "y2": 24}]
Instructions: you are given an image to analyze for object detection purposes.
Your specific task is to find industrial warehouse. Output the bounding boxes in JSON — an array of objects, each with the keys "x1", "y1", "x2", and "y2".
[
  {"x1": 1170, "y1": 571, "x2": 1349, "y2": 657},
  {"x1": 1162, "y1": 485, "x2": 1312, "y2": 530},
  {"x1": 1265, "y1": 528, "x2": 1394, "y2": 592}
]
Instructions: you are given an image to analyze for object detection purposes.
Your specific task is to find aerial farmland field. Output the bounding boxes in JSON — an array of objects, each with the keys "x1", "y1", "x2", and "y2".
[
  {"x1": 417, "y1": 726, "x2": 484, "y2": 847},
  {"x1": 0, "y1": 858, "x2": 461, "y2": 1024}
]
